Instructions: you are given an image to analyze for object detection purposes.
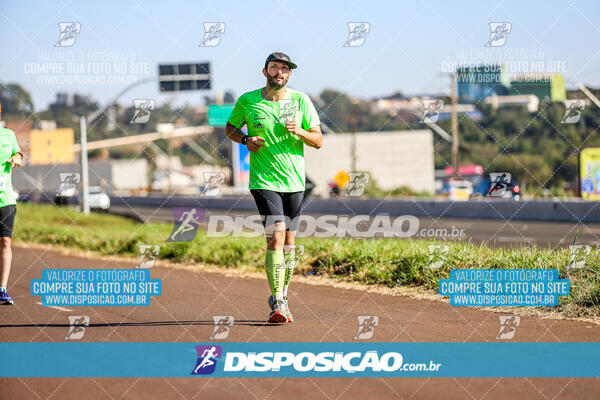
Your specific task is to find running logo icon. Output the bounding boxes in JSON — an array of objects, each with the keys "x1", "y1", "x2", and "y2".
[
  {"x1": 199, "y1": 22, "x2": 225, "y2": 47},
  {"x1": 202, "y1": 172, "x2": 226, "y2": 197},
  {"x1": 561, "y1": 100, "x2": 585, "y2": 124},
  {"x1": 496, "y1": 316, "x2": 520, "y2": 340},
  {"x1": 344, "y1": 22, "x2": 370, "y2": 47},
  {"x1": 485, "y1": 22, "x2": 511, "y2": 47},
  {"x1": 354, "y1": 315, "x2": 379, "y2": 340},
  {"x1": 488, "y1": 172, "x2": 511, "y2": 196},
  {"x1": 345, "y1": 172, "x2": 370, "y2": 196},
  {"x1": 168, "y1": 207, "x2": 204, "y2": 242},
  {"x1": 65, "y1": 316, "x2": 89, "y2": 340},
  {"x1": 427, "y1": 244, "x2": 449, "y2": 269},
  {"x1": 291, "y1": 244, "x2": 304, "y2": 268},
  {"x1": 278, "y1": 99, "x2": 298, "y2": 124},
  {"x1": 421, "y1": 100, "x2": 444, "y2": 123},
  {"x1": 58, "y1": 173, "x2": 80, "y2": 196},
  {"x1": 137, "y1": 245, "x2": 160, "y2": 269},
  {"x1": 191, "y1": 345, "x2": 222, "y2": 375},
  {"x1": 55, "y1": 22, "x2": 81, "y2": 47},
  {"x1": 210, "y1": 316, "x2": 234, "y2": 339},
  {"x1": 130, "y1": 99, "x2": 155, "y2": 124},
  {"x1": 567, "y1": 245, "x2": 590, "y2": 270}
]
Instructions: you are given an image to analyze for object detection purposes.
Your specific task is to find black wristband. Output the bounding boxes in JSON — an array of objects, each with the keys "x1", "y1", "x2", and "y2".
[{"x1": 241, "y1": 135, "x2": 248, "y2": 145}]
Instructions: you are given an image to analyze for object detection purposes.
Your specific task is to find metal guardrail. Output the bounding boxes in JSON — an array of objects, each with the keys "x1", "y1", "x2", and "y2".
[{"x1": 108, "y1": 196, "x2": 600, "y2": 223}]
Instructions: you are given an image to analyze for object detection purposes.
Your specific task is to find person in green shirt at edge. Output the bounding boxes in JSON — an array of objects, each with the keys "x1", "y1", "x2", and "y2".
[
  {"x1": 226, "y1": 52, "x2": 323, "y2": 323},
  {"x1": 0, "y1": 105, "x2": 24, "y2": 305}
]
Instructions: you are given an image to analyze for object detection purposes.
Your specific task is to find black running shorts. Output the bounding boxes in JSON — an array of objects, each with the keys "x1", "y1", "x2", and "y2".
[
  {"x1": 250, "y1": 189, "x2": 304, "y2": 232},
  {"x1": 0, "y1": 205, "x2": 16, "y2": 238}
]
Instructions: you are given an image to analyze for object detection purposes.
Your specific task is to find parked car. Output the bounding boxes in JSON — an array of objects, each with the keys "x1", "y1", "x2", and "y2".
[
  {"x1": 447, "y1": 180, "x2": 473, "y2": 201},
  {"x1": 55, "y1": 184, "x2": 79, "y2": 206},
  {"x1": 83, "y1": 186, "x2": 111, "y2": 210},
  {"x1": 472, "y1": 177, "x2": 520, "y2": 200}
]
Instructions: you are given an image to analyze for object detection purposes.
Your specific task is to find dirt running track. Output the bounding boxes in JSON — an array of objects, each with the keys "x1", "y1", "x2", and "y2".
[{"x1": 1, "y1": 245, "x2": 599, "y2": 399}]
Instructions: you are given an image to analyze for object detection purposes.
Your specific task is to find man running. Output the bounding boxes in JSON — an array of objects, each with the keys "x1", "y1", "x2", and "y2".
[
  {"x1": 226, "y1": 52, "x2": 323, "y2": 323},
  {"x1": 0, "y1": 105, "x2": 24, "y2": 305},
  {"x1": 170, "y1": 208, "x2": 201, "y2": 241},
  {"x1": 193, "y1": 346, "x2": 218, "y2": 374}
]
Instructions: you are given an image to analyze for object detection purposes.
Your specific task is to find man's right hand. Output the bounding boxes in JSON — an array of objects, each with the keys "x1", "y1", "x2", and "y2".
[{"x1": 246, "y1": 136, "x2": 266, "y2": 152}]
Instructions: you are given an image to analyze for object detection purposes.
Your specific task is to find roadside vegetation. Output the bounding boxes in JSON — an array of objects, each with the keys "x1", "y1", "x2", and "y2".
[{"x1": 17, "y1": 203, "x2": 600, "y2": 318}]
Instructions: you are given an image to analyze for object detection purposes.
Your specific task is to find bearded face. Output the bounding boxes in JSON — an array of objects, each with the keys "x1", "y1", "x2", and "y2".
[{"x1": 265, "y1": 61, "x2": 291, "y2": 90}]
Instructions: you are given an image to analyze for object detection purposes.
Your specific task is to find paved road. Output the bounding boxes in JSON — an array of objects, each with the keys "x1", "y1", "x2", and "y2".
[
  {"x1": 1, "y1": 246, "x2": 599, "y2": 399},
  {"x1": 111, "y1": 205, "x2": 600, "y2": 248}
]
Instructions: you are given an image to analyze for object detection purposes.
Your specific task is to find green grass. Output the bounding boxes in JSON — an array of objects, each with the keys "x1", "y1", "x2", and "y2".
[{"x1": 14, "y1": 203, "x2": 600, "y2": 318}]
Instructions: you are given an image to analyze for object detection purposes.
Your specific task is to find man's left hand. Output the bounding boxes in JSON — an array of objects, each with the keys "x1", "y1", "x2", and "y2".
[
  {"x1": 285, "y1": 119, "x2": 300, "y2": 135},
  {"x1": 8, "y1": 153, "x2": 22, "y2": 168}
]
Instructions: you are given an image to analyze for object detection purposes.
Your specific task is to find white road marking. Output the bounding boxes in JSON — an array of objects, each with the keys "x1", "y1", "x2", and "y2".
[
  {"x1": 495, "y1": 236, "x2": 535, "y2": 243},
  {"x1": 36, "y1": 302, "x2": 73, "y2": 312}
]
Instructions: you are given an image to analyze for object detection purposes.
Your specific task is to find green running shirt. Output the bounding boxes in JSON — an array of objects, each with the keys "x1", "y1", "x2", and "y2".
[
  {"x1": 227, "y1": 87, "x2": 320, "y2": 192},
  {"x1": 0, "y1": 128, "x2": 21, "y2": 207}
]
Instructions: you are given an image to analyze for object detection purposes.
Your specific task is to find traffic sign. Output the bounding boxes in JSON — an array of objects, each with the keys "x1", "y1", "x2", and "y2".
[
  {"x1": 158, "y1": 62, "x2": 211, "y2": 92},
  {"x1": 208, "y1": 104, "x2": 235, "y2": 126}
]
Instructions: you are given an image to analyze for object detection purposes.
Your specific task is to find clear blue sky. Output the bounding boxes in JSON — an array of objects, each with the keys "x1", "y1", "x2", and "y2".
[{"x1": 1, "y1": 0, "x2": 599, "y2": 111}]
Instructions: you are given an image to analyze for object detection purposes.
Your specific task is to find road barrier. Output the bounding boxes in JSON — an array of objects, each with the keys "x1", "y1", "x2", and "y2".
[{"x1": 108, "y1": 196, "x2": 600, "y2": 223}]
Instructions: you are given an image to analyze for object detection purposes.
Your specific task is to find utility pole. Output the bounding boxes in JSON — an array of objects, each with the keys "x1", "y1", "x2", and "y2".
[
  {"x1": 157, "y1": 123, "x2": 175, "y2": 192},
  {"x1": 79, "y1": 116, "x2": 90, "y2": 214},
  {"x1": 167, "y1": 136, "x2": 173, "y2": 192},
  {"x1": 450, "y1": 73, "x2": 459, "y2": 180},
  {"x1": 350, "y1": 99, "x2": 358, "y2": 172},
  {"x1": 213, "y1": 89, "x2": 223, "y2": 163},
  {"x1": 578, "y1": 83, "x2": 600, "y2": 109}
]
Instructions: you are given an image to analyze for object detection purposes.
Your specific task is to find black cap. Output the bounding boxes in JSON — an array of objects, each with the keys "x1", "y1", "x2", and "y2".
[{"x1": 265, "y1": 52, "x2": 297, "y2": 70}]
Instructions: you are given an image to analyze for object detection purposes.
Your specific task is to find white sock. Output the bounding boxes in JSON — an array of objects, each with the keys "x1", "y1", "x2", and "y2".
[{"x1": 0, "y1": 287, "x2": 6, "y2": 291}]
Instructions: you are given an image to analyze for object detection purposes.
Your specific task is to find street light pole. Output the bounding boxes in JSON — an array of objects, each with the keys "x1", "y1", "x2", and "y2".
[
  {"x1": 77, "y1": 77, "x2": 158, "y2": 214},
  {"x1": 450, "y1": 73, "x2": 460, "y2": 180},
  {"x1": 79, "y1": 116, "x2": 90, "y2": 214},
  {"x1": 167, "y1": 134, "x2": 173, "y2": 192},
  {"x1": 351, "y1": 99, "x2": 358, "y2": 172}
]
